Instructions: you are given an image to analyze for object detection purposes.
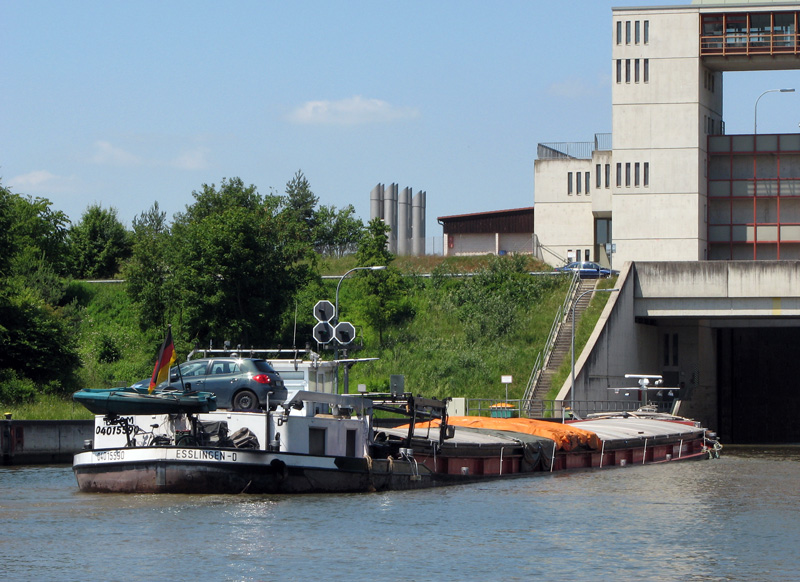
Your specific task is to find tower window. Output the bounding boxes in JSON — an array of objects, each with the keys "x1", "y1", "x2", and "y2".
[{"x1": 568, "y1": 172, "x2": 573, "y2": 195}]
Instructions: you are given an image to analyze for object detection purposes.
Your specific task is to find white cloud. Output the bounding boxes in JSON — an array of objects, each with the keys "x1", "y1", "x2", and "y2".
[
  {"x1": 288, "y1": 96, "x2": 420, "y2": 125},
  {"x1": 90, "y1": 140, "x2": 141, "y2": 166},
  {"x1": 9, "y1": 170, "x2": 61, "y2": 189},
  {"x1": 170, "y1": 147, "x2": 209, "y2": 170}
]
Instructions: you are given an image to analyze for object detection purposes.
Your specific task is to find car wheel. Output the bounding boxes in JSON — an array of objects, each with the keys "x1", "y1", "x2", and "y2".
[{"x1": 233, "y1": 389, "x2": 259, "y2": 411}]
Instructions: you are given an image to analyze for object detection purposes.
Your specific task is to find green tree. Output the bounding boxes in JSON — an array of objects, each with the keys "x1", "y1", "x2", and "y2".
[
  {"x1": 0, "y1": 185, "x2": 16, "y2": 287},
  {"x1": 4, "y1": 193, "x2": 72, "y2": 305},
  {"x1": 353, "y1": 218, "x2": 411, "y2": 344},
  {"x1": 282, "y1": 170, "x2": 318, "y2": 240},
  {"x1": 0, "y1": 183, "x2": 81, "y2": 401},
  {"x1": 7, "y1": 193, "x2": 71, "y2": 277},
  {"x1": 0, "y1": 289, "x2": 80, "y2": 391},
  {"x1": 356, "y1": 217, "x2": 393, "y2": 267},
  {"x1": 315, "y1": 204, "x2": 364, "y2": 258},
  {"x1": 124, "y1": 202, "x2": 172, "y2": 333},
  {"x1": 170, "y1": 177, "x2": 313, "y2": 346},
  {"x1": 69, "y1": 204, "x2": 132, "y2": 279}
]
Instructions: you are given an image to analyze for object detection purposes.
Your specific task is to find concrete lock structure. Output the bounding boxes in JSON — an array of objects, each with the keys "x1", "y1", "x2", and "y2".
[
  {"x1": 535, "y1": 1, "x2": 800, "y2": 268},
  {"x1": 532, "y1": 1, "x2": 800, "y2": 443}
]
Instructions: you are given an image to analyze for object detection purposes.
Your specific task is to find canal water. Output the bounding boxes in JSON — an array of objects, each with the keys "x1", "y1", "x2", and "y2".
[{"x1": 1, "y1": 446, "x2": 798, "y2": 582}]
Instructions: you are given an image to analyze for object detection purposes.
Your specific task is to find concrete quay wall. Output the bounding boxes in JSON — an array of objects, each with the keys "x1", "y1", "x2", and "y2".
[
  {"x1": 1, "y1": 419, "x2": 93, "y2": 465},
  {"x1": 634, "y1": 261, "x2": 800, "y2": 318}
]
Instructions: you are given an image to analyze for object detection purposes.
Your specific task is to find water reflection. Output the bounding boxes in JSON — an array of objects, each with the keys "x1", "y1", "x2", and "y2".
[{"x1": 1, "y1": 448, "x2": 799, "y2": 581}]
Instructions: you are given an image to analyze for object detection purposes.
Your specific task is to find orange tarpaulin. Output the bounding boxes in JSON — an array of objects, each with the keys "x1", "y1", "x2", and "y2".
[{"x1": 399, "y1": 416, "x2": 601, "y2": 452}]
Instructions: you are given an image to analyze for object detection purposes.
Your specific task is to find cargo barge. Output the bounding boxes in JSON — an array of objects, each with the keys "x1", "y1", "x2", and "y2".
[{"x1": 73, "y1": 358, "x2": 720, "y2": 494}]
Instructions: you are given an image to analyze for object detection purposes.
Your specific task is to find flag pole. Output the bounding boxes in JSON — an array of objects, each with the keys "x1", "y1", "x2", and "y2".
[{"x1": 149, "y1": 325, "x2": 177, "y2": 393}]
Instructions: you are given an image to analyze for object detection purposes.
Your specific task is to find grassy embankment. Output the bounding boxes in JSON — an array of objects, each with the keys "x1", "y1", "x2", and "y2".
[{"x1": 3, "y1": 256, "x2": 616, "y2": 419}]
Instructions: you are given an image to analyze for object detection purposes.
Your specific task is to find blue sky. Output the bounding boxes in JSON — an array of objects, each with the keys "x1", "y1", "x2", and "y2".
[{"x1": 3, "y1": 1, "x2": 799, "y2": 242}]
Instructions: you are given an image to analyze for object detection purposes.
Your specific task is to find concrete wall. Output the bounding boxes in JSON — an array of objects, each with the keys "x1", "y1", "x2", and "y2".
[
  {"x1": 533, "y1": 156, "x2": 598, "y2": 265},
  {"x1": 445, "y1": 232, "x2": 535, "y2": 257},
  {"x1": 1, "y1": 419, "x2": 93, "y2": 465},
  {"x1": 612, "y1": 7, "x2": 709, "y2": 264},
  {"x1": 634, "y1": 261, "x2": 800, "y2": 317},
  {"x1": 556, "y1": 260, "x2": 800, "y2": 432}
]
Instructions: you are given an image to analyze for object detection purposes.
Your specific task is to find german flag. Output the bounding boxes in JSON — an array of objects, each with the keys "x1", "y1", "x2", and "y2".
[{"x1": 148, "y1": 327, "x2": 176, "y2": 392}]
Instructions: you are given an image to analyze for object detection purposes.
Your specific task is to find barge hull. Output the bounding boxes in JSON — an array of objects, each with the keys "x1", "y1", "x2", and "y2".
[{"x1": 73, "y1": 451, "x2": 433, "y2": 494}]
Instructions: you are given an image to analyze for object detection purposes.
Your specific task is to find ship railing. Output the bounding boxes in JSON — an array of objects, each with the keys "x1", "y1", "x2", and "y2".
[{"x1": 466, "y1": 398, "x2": 665, "y2": 419}]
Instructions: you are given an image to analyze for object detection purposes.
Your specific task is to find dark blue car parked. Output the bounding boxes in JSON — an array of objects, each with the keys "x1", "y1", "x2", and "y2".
[{"x1": 555, "y1": 261, "x2": 617, "y2": 279}]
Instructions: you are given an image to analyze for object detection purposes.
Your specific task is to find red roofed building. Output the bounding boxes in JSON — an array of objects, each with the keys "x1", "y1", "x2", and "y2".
[{"x1": 437, "y1": 207, "x2": 535, "y2": 257}]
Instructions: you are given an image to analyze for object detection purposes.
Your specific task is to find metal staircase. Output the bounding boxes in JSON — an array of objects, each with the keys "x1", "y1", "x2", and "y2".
[{"x1": 523, "y1": 275, "x2": 598, "y2": 415}]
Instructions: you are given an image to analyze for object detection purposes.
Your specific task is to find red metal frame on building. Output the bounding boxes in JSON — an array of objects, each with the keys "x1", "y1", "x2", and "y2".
[
  {"x1": 707, "y1": 134, "x2": 800, "y2": 260},
  {"x1": 700, "y1": 11, "x2": 800, "y2": 57}
]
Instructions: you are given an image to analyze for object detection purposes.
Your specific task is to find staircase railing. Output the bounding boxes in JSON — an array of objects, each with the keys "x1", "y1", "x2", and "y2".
[{"x1": 523, "y1": 271, "x2": 581, "y2": 404}]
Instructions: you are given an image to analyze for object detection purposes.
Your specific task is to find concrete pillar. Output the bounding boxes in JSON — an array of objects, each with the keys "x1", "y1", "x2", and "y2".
[
  {"x1": 412, "y1": 190, "x2": 426, "y2": 256},
  {"x1": 370, "y1": 183, "x2": 384, "y2": 222},
  {"x1": 397, "y1": 187, "x2": 412, "y2": 255},
  {"x1": 384, "y1": 183, "x2": 398, "y2": 254}
]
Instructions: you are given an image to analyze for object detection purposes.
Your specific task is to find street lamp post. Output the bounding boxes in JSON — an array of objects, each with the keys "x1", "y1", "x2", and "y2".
[
  {"x1": 754, "y1": 88, "x2": 795, "y2": 134},
  {"x1": 335, "y1": 265, "x2": 387, "y2": 325},
  {"x1": 570, "y1": 286, "x2": 619, "y2": 419},
  {"x1": 334, "y1": 265, "x2": 386, "y2": 393}
]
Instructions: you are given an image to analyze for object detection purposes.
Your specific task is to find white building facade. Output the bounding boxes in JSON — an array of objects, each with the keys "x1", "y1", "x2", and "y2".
[{"x1": 534, "y1": 1, "x2": 800, "y2": 267}]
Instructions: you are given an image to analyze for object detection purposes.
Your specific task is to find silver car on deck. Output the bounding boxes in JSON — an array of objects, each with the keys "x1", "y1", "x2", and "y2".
[{"x1": 160, "y1": 357, "x2": 286, "y2": 410}]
